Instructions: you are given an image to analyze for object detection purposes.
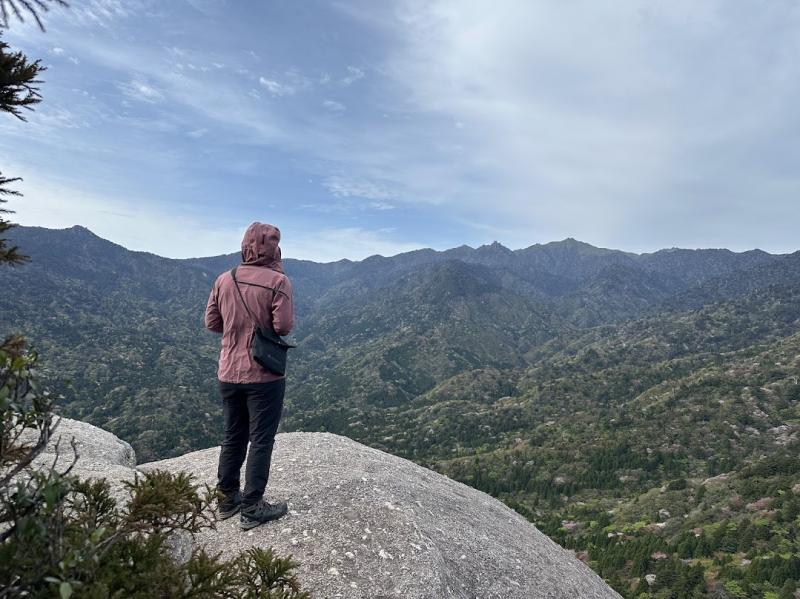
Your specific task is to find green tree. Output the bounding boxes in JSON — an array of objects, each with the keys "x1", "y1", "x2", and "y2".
[
  {"x1": 0, "y1": 32, "x2": 43, "y2": 119},
  {"x1": 0, "y1": 31, "x2": 46, "y2": 264},
  {"x1": 0, "y1": 171, "x2": 25, "y2": 264}
]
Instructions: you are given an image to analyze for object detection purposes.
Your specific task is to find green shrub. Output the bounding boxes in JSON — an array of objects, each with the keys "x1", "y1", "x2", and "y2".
[{"x1": 0, "y1": 342, "x2": 309, "y2": 598}]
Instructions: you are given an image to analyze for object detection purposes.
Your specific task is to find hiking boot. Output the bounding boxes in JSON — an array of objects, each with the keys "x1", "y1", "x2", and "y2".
[
  {"x1": 240, "y1": 499, "x2": 288, "y2": 530},
  {"x1": 217, "y1": 490, "x2": 242, "y2": 520}
]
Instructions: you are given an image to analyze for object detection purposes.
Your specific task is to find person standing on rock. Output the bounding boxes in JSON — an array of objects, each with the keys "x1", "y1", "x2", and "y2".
[{"x1": 204, "y1": 222, "x2": 294, "y2": 530}]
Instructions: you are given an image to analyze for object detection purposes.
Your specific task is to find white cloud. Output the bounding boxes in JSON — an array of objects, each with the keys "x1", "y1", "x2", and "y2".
[
  {"x1": 9, "y1": 169, "x2": 244, "y2": 259},
  {"x1": 332, "y1": 0, "x2": 800, "y2": 249},
  {"x1": 48, "y1": 46, "x2": 80, "y2": 64},
  {"x1": 6, "y1": 0, "x2": 800, "y2": 257},
  {"x1": 7, "y1": 165, "x2": 419, "y2": 262},
  {"x1": 49, "y1": 37, "x2": 284, "y2": 142},
  {"x1": 184, "y1": 0, "x2": 226, "y2": 16},
  {"x1": 258, "y1": 77, "x2": 296, "y2": 97},
  {"x1": 282, "y1": 227, "x2": 422, "y2": 262},
  {"x1": 71, "y1": 0, "x2": 138, "y2": 27},
  {"x1": 340, "y1": 65, "x2": 365, "y2": 86},
  {"x1": 117, "y1": 79, "x2": 164, "y2": 103},
  {"x1": 322, "y1": 99, "x2": 346, "y2": 112},
  {"x1": 323, "y1": 175, "x2": 396, "y2": 201},
  {"x1": 33, "y1": 107, "x2": 87, "y2": 130}
]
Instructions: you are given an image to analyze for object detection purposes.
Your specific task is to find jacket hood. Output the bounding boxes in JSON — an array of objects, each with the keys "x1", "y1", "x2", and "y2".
[{"x1": 240, "y1": 222, "x2": 284, "y2": 273}]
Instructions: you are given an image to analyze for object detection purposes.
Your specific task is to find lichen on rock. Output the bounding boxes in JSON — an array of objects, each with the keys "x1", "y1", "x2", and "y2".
[{"x1": 41, "y1": 419, "x2": 621, "y2": 599}]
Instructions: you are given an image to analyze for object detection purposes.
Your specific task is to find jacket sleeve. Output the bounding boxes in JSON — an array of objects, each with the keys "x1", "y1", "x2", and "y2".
[
  {"x1": 272, "y1": 276, "x2": 294, "y2": 336},
  {"x1": 204, "y1": 279, "x2": 223, "y2": 333}
]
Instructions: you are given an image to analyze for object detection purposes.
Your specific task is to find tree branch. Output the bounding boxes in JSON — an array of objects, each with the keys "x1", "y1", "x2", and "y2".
[{"x1": 0, "y1": 0, "x2": 68, "y2": 31}]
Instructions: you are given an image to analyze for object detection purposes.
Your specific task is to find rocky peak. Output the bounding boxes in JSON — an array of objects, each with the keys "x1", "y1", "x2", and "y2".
[{"x1": 36, "y1": 419, "x2": 620, "y2": 599}]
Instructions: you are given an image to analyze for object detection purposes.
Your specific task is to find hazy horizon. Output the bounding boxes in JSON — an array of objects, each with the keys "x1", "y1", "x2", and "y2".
[{"x1": 14, "y1": 223, "x2": 793, "y2": 264}]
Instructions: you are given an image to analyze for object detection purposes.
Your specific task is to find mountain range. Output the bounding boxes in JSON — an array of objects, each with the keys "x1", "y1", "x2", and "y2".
[{"x1": 1, "y1": 225, "x2": 799, "y2": 598}]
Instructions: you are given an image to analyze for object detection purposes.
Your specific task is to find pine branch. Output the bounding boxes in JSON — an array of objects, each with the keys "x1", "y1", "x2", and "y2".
[
  {"x1": 0, "y1": 0, "x2": 68, "y2": 31},
  {"x1": 0, "y1": 172, "x2": 27, "y2": 264},
  {"x1": 0, "y1": 36, "x2": 45, "y2": 120},
  {"x1": 0, "y1": 172, "x2": 21, "y2": 197}
]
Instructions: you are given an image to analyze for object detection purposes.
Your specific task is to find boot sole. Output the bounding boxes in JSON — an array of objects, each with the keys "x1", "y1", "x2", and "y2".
[
  {"x1": 240, "y1": 510, "x2": 287, "y2": 531},
  {"x1": 218, "y1": 505, "x2": 241, "y2": 520}
]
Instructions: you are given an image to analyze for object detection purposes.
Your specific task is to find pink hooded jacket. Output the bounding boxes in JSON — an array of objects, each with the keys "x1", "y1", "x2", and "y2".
[{"x1": 204, "y1": 222, "x2": 294, "y2": 383}]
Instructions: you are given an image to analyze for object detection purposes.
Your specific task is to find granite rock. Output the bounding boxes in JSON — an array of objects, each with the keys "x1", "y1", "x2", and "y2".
[{"x1": 42, "y1": 419, "x2": 621, "y2": 599}]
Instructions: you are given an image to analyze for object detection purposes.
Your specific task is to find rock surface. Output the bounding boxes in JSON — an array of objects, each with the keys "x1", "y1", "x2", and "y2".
[
  {"x1": 46, "y1": 419, "x2": 621, "y2": 599},
  {"x1": 27, "y1": 417, "x2": 137, "y2": 503}
]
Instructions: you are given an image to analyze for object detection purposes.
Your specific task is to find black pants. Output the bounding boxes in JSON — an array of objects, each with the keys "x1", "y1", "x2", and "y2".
[{"x1": 217, "y1": 378, "x2": 285, "y2": 507}]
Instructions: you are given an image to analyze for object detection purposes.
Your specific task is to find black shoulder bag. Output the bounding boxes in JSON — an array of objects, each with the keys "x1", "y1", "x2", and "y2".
[{"x1": 230, "y1": 267, "x2": 296, "y2": 376}]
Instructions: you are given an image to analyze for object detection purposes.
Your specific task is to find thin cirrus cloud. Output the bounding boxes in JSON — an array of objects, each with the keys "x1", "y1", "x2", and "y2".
[
  {"x1": 323, "y1": 175, "x2": 396, "y2": 201},
  {"x1": 343, "y1": 0, "x2": 800, "y2": 253},
  {"x1": 258, "y1": 77, "x2": 296, "y2": 97},
  {"x1": 117, "y1": 80, "x2": 165, "y2": 103},
  {"x1": 339, "y1": 66, "x2": 365, "y2": 86},
  {"x1": 0, "y1": 0, "x2": 798, "y2": 261},
  {"x1": 322, "y1": 99, "x2": 346, "y2": 112},
  {"x1": 282, "y1": 227, "x2": 421, "y2": 263}
]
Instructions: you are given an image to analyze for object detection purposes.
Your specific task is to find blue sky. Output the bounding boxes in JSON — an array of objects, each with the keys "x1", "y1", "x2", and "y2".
[{"x1": 2, "y1": 0, "x2": 799, "y2": 261}]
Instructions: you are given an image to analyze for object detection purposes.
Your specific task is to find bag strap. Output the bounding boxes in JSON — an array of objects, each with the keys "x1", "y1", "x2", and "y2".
[
  {"x1": 230, "y1": 268, "x2": 291, "y2": 345},
  {"x1": 230, "y1": 267, "x2": 259, "y2": 328}
]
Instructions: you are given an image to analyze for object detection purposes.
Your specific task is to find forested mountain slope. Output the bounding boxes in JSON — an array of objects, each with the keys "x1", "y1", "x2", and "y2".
[
  {"x1": 1, "y1": 225, "x2": 788, "y2": 459},
  {"x1": 1, "y1": 225, "x2": 798, "y2": 597}
]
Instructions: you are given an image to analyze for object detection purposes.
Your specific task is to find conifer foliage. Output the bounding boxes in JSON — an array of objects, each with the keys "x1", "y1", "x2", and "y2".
[
  {"x1": 0, "y1": 33, "x2": 43, "y2": 119},
  {"x1": 0, "y1": 0, "x2": 67, "y2": 31},
  {"x1": 0, "y1": 31, "x2": 43, "y2": 264}
]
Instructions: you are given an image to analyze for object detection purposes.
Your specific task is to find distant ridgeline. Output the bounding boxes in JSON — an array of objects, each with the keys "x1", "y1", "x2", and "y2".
[{"x1": 2, "y1": 225, "x2": 799, "y2": 598}]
